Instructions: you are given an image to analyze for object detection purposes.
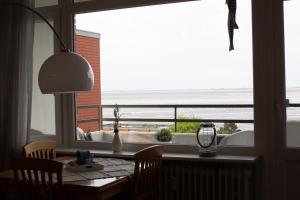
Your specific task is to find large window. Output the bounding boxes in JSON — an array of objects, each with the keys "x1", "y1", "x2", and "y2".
[{"x1": 74, "y1": 0, "x2": 253, "y2": 146}]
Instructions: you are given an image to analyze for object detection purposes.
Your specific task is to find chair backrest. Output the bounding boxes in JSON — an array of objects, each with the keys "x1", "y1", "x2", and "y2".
[
  {"x1": 23, "y1": 140, "x2": 56, "y2": 159},
  {"x1": 133, "y1": 145, "x2": 164, "y2": 200},
  {"x1": 11, "y1": 157, "x2": 63, "y2": 200}
]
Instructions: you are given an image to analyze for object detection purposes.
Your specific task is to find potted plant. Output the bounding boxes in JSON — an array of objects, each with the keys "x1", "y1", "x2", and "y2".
[{"x1": 155, "y1": 128, "x2": 173, "y2": 143}]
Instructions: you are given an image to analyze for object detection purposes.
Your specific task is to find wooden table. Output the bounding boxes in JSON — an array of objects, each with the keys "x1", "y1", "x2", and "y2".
[{"x1": 0, "y1": 157, "x2": 134, "y2": 200}]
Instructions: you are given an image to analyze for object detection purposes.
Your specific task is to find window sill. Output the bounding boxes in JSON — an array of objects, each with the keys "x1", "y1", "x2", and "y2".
[{"x1": 56, "y1": 148, "x2": 258, "y2": 164}]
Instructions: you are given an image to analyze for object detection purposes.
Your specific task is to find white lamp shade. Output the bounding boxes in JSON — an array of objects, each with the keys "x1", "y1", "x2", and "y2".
[{"x1": 38, "y1": 52, "x2": 94, "y2": 94}]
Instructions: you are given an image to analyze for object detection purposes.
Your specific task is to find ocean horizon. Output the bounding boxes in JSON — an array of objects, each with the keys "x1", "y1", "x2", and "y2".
[{"x1": 100, "y1": 87, "x2": 300, "y2": 131}]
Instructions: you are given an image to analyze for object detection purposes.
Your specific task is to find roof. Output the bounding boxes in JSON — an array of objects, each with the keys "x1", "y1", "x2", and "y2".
[{"x1": 76, "y1": 29, "x2": 101, "y2": 39}]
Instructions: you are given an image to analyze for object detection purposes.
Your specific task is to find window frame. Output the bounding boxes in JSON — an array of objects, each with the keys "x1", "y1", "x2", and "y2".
[
  {"x1": 52, "y1": 0, "x2": 284, "y2": 159},
  {"x1": 53, "y1": 0, "x2": 288, "y2": 198},
  {"x1": 52, "y1": 0, "x2": 255, "y2": 155}
]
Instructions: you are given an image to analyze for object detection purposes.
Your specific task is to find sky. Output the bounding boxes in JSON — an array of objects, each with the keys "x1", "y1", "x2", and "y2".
[{"x1": 76, "y1": 0, "x2": 299, "y2": 92}]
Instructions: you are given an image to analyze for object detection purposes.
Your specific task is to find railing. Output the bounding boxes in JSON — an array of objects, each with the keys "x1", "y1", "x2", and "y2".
[{"x1": 77, "y1": 103, "x2": 300, "y2": 132}]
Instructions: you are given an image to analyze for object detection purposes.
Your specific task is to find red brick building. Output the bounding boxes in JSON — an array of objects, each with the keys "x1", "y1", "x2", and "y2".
[{"x1": 75, "y1": 30, "x2": 101, "y2": 132}]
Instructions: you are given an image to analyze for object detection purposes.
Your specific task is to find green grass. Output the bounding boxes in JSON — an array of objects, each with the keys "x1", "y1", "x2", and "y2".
[
  {"x1": 217, "y1": 123, "x2": 241, "y2": 134},
  {"x1": 168, "y1": 115, "x2": 202, "y2": 134}
]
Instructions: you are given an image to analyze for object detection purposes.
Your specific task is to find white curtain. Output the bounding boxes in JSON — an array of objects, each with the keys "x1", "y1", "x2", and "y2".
[{"x1": 0, "y1": 0, "x2": 34, "y2": 170}]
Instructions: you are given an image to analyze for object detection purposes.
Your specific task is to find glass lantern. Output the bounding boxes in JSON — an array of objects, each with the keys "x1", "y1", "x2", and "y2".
[{"x1": 196, "y1": 122, "x2": 217, "y2": 157}]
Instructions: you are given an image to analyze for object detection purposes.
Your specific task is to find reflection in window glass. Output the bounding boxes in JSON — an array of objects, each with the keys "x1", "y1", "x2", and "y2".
[
  {"x1": 74, "y1": 0, "x2": 253, "y2": 146},
  {"x1": 31, "y1": 21, "x2": 56, "y2": 136},
  {"x1": 285, "y1": 1, "x2": 300, "y2": 147},
  {"x1": 35, "y1": 0, "x2": 58, "y2": 8}
]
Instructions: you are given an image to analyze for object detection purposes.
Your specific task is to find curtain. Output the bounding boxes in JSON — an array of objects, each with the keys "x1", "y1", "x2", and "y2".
[{"x1": 0, "y1": 0, "x2": 34, "y2": 170}]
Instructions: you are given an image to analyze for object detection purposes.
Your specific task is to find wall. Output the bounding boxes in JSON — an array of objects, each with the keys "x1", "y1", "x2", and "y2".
[{"x1": 75, "y1": 30, "x2": 101, "y2": 132}]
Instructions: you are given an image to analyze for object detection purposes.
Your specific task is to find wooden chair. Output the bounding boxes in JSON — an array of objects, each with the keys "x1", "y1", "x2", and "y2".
[
  {"x1": 132, "y1": 145, "x2": 164, "y2": 200},
  {"x1": 11, "y1": 157, "x2": 63, "y2": 200},
  {"x1": 23, "y1": 140, "x2": 56, "y2": 159}
]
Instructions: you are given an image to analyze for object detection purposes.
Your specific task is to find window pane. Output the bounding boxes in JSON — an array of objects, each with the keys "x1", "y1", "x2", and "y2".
[
  {"x1": 74, "y1": 30, "x2": 101, "y2": 141},
  {"x1": 31, "y1": 21, "x2": 56, "y2": 136},
  {"x1": 284, "y1": 1, "x2": 300, "y2": 147},
  {"x1": 74, "y1": 0, "x2": 253, "y2": 146},
  {"x1": 35, "y1": 0, "x2": 58, "y2": 8}
]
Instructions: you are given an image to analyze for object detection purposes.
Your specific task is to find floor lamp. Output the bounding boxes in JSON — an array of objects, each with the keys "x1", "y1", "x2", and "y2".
[{"x1": 0, "y1": 2, "x2": 94, "y2": 94}]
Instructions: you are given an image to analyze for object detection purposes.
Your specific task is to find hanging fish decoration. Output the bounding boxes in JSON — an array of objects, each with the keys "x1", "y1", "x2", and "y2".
[{"x1": 226, "y1": 0, "x2": 239, "y2": 51}]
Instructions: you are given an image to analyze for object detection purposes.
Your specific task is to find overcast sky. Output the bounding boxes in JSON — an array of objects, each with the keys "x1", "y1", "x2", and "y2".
[{"x1": 76, "y1": 0, "x2": 299, "y2": 92}]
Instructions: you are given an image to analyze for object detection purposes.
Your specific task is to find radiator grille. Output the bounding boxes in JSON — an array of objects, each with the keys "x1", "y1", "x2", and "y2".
[{"x1": 160, "y1": 162, "x2": 255, "y2": 200}]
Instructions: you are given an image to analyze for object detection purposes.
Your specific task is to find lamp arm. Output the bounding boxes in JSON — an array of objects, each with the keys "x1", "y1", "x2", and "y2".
[{"x1": 0, "y1": 2, "x2": 68, "y2": 51}]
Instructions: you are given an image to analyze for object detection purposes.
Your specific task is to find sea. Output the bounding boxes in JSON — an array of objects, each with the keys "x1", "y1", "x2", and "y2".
[{"x1": 101, "y1": 88, "x2": 300, "y2": 131}]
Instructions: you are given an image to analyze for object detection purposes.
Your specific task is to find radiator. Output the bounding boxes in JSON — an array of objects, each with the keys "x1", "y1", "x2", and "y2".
[{"x1": 160, "y1": 162, "x2": 255, "y2": 200}]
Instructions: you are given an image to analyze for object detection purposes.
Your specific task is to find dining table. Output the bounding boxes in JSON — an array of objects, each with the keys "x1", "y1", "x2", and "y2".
[{"x1": 0, "y1": 156, "x2": 135, "y2": 200}]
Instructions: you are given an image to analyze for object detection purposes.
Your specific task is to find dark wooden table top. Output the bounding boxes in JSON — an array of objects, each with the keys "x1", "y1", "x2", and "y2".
[{"x1": 0, "y1": 156, "x2": 133, "y2": 200}]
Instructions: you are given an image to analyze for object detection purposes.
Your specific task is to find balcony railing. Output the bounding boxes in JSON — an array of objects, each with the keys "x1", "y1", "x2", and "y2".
[{"x1": 77, "y1": 103, "x2": 300, "y2": 132}]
